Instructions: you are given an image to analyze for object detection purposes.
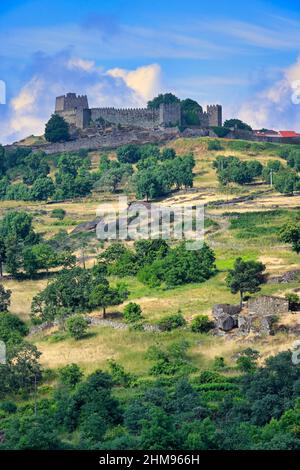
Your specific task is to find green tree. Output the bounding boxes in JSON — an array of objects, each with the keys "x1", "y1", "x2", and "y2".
[
  {"x1": 236, "y1": 348, "x2": 260, "y2": 373},
  {"x1": 140, "y1": 406, "x2": 181, "y2": 449},
  {"x1": 22, "y1": 151, "x2": 50, "y2": 184},
  {"x1": 181, "y1": 98, "x2": 202, "y2": 126},
  {"x1": 1, "y1": 413, "x2": 62, "y2": 450},
  {"x1": 58, "y1": 363, "x2": 83, "y2": 388},
  {"x1": 0, "y1": 312, "x2": 28, "y2": 345},
  {"x1": 89, "y1": 282, "x2": 128, "y2": 318},
  {"x1": 67, "y1": 315, "x2": 88, "y2": 340},
  {"x1": 30, "y1": 177, "x2": 55, "y2": 201},
  {"x1": 123, "y1": 302, "x2": 143, "y2": 323},
  {"x1": 226, "y1": 258, "x2": 266, "y2": 306},
  {"x1": 273, "y1": 169, "x2": 299, "y2": 195},
  {"x1": 223, "y1": 119, "x2": 252, "y2": 131},
  {"x1": 117, "y1": 144, "x2": 141, "y2": 164},
  {"x1": 45, "y1": 114, "x2": 70, "y2": 142},
  {"x1": 279, "y1": 223, "x2": 300, "y2": 254},
  {"x1": 147, "y1": 93, "x2": 180, "y2": 109}
]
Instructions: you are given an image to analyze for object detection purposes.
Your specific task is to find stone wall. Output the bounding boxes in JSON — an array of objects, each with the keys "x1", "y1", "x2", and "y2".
[
  {"x1": 36, "y1": 126, "x2": 180, "y2": 154},
  {"x1": 90, "y1": 107, "x2": 160, "y2": 129},
  {"x1": 248, "y1": 295, "x2": 289, "y2": 316}
]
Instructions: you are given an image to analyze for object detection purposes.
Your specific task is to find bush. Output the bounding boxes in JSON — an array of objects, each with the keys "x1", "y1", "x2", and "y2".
[
  {"x1": 213, "y1": 356, "x2": 226, "y2": 369},
  {"x1": 207, "y1": 140, "x2": 223, "y2": 151},
  {"x1": 66, "y1": 315, "x2": 88, "y2": 340},
  {"x1": 0, "y1": 312, "x2": 28, "y2": 344},
  {"x1": 58, "y1": 363, "x2": 83, "y2": 388},
  {"x1": 285, "y1": 293, "x2": 300, "y2": 311},
  {"x1": 107, "y1": 359, "x2": 134, "y2": 387},
  {"x1": 117, "y1": 144, "x2": 141, "y2": 164},
  {"x1": 123, "y1": 303, "x2": 143, "y2": 323},
  {"x1": 211, "y1": 127, "x2": 230, "y2": 138},
  {"x1": 51, "y1": 209, "x2": 66, "y2": 220},
  {"x1": 0, "y1": 401, "x2": 17, "y2": 414},
  {"x1": 191, "y1": 315, "x2": 214, "y2": 333},
  {"x1": 198, "y1": 370, "x2": 225, "y2": 384},
  {"x1": 158, "y1": 312, "x2": 186, "y2": 331}
]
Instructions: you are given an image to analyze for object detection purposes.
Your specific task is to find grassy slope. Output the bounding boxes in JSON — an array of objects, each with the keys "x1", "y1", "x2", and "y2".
[{"x1": 2, "y1": 137, "x2": 300, "y2": 374}]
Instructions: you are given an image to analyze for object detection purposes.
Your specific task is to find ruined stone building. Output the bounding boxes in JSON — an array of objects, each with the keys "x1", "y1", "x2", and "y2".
[{"x1": 55, "y1": 93, "x2": 222, "y2": 130}]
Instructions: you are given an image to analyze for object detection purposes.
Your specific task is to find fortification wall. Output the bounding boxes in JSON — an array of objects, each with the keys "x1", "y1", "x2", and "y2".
[
  {"x1": 36, "y1": 127, "x2": 180, "y2": 154},
  {"x1": 90, "y1": 107, "x2": 160, "y2": 128}
]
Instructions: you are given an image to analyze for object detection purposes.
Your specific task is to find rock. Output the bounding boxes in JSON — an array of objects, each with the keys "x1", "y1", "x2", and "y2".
[
  {"x1": 215, "y1": 313, "x2": 236, "y2": 331},
  {"x1": 212, "y1": 304, "x2": 241, "y2": 332},
  {"x1": 267, "y1": 270, "x2": 300, "y2": 284},
  {"x1": 238, "y1": 314, "x2": 274, "y2": 336}
]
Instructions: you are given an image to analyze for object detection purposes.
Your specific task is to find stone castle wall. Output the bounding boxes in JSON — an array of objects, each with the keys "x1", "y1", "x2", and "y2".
[
  {"x1": 90, "y1": 106, "x2": 161, "y2": 129},
  {"x1": 55, "y1": 93, "x2": 221, "y2": 130}
]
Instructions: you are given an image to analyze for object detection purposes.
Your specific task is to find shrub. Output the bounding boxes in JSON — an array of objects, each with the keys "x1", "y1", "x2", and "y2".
[
  {"x1": 211, "y1": 126, "x2": 230, "y2": 138},
  {"x1": 207, "y1": 140, "x2": 223, "y2": 151},
  {"x1": 51, "y1": 209, "x2": 66, "y2": 220},
  {"x1": 0, "y1": 401, "x2": 17, "y2": 414},
  {"x1": 0, "y1": 312, "x2": 28, "y2": 344},
  {"x1": 191, "y1": 315, "x2": 214, "y2": 333},
  {"x1": 213, "y1": 356, "x2": 226, "y2": 369},
  {"x1": 123, "y1": 302, "x2": 143, "y2": 323},
  {"x1": 66, "y1": 315, "x2": 88, "y2": 340},
  {"x1": 285, "y1": 292, "x2": 300, "y2": 311},
  {"x1": 158, "y1": 312, "x2": 186, "y2": 331},
  {"x1": 58, "y1": 363, "x2": 83, "y2": 388},
  {"x1": 117, "y1": 144, "x2": 141, "y2": 164},
  {"x1": 198, "y1": 370, "x2": 225, "y2": 384},
  {"x1": 107, "y1": 359, "x2": 134, "y2": 387}
]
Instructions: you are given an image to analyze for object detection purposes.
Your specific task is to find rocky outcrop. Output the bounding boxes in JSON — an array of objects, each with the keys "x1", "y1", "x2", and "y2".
[
  {"x1": 267, "y1": 270, "x2": 300, "y2": 284},
  {"x1": 212, "y1": 304, "x2": 241, "y2": 331},
  {"x1": 238, "y1": 314, "x2": 275, "y2": 336},
  {"x1": 212, "y1": 295, "x2": 291, "y2": 337}
]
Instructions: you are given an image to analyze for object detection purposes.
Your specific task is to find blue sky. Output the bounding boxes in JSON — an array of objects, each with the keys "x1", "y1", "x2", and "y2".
[{"x1": 1, "y1": 0, "x2": 300, "y2": 143}]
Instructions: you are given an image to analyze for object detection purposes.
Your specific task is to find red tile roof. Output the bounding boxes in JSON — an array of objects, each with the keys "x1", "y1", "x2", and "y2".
[{"x1": 278, "y1": 130, "x2": 300, "y2": 138}]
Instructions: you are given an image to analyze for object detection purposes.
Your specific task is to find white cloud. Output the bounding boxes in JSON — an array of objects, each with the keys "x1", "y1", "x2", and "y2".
[
  {"x1": 238, "y1": 57, "x2": 300, "y2": 130},
  {"x1": 0, "y1": 52, "x2": 163, "y2": 144},
  {"x1": 107, "y1": 64, "x2": 162, "y2": 102}
]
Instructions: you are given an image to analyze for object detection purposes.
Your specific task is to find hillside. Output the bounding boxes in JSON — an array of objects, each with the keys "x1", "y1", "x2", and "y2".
[{"x1": 1, "y1": 136, "x2": 300, "y2": 374}]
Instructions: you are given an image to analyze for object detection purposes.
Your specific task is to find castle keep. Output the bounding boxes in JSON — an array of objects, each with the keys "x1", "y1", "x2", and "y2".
[{"x1": 55, "y1": 93, "x2": 222, "y2": 130}]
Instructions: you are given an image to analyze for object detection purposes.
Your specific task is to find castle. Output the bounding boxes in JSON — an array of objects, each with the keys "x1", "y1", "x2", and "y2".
[{"x1": 55, "y1": 93, "x2": 222, "y2": 130}]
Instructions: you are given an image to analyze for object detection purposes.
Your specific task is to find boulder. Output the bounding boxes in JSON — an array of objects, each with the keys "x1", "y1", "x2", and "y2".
[
  {"x1": 216, "y1": 313, "x2": 235, "y2": 331},
  {"x1": 212, "y1": 304, "x2": 240, "y2": 332}
]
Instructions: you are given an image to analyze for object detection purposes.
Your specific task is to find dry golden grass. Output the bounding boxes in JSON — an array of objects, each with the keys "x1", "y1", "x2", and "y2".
[{"x1": 2, "y1": 278, "x2": 48, "y2": 321}]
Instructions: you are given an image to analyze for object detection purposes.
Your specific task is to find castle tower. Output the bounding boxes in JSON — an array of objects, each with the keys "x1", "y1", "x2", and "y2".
[
  {"x1": 207, "y1": 105, "x2": 222, "y2": 127},
  {"x1": 55, "y1": 93, "x2": 89, "y2": 112},
  {"x1": 159, "y1": 102, "x2": 181, "y2": 127}
]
